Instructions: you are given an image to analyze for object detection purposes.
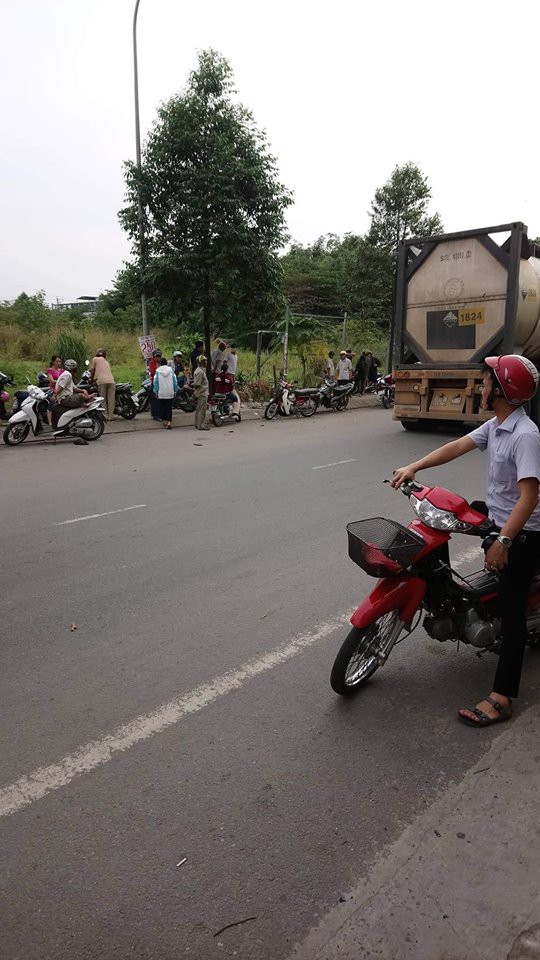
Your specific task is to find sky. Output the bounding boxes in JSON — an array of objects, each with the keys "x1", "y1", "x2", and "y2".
[{"x1": 1, "y1": 0, "x2": 539, "y2": 303}]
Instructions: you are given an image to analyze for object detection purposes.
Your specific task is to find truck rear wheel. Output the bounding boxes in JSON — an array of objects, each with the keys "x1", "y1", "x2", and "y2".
[{"x1": 401, "y1": 420, "x2": 427, "y2": 432}]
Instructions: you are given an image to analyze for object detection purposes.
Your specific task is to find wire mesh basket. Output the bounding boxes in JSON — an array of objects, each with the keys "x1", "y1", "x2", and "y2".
[{"x1": 346, "y1": 518, "x2": 425, "y2": 578}]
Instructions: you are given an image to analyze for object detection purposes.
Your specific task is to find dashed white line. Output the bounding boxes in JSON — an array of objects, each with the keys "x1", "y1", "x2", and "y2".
[
  {"x1": 312, "y1": 459, "x2": 356, "y2": 470},
  {"x1": 57, "y1": 505, "x2": 147, "y2": 526},
  {"x1": 0, "y1": 536, "x2": 487, "y2": 819},
  {"x1": 0, "y1": 613, "x2": 351, "y2": 819}
]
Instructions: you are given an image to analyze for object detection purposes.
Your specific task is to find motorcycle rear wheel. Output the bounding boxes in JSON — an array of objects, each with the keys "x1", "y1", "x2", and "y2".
[
  {"x1": 264, "y1": 400, "x2": 279, "y2": 420},
  {"x1": 299, "y1": 397, "x2": 318, "y2": 417},
  {"x1": 3, "y1": 422, "x2": 30, "y2": 445},
  {"x1": 335, "y1": 396, "x2": 349, "y2": 411},
  {"x1": 211, "y1": 411, "x2": 223, "y2": 427},
  {"x1": 119, "y1": 398, "x2": 137, "y2": 419},
  {"x1": 330, "y1": 610, "x2": 400, "y2": 695},
  {"x1": 75, "y1": 412, "x2": 104, "y2": 441}
]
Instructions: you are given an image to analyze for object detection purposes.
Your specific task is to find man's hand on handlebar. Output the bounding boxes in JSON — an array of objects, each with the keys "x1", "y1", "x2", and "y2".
[{"x1": 391, "y1": 466, "x2": 417, "y2": 489}]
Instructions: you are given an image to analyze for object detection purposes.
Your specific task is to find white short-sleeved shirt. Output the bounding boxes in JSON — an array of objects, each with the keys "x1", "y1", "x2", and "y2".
[
  {"x1": 225, "y1": 352, "x2": 238, "y2": 375},
  {"x1": 469, "y1": 407, "x2": 540, "y2": 530},
  {"x1": 55, "y1": 370, "x2": 74, "y2": 401},
  {"x1": 337, "y1": 358, "x2": 352, "y2": 380}
]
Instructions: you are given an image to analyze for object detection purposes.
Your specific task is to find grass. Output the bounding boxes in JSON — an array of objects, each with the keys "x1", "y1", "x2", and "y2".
[{"x1": 0, "y1": 322, "x2": 389, "y2": 397}]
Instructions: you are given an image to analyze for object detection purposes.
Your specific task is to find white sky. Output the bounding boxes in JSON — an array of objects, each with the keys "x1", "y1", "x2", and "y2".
[{"x1": 1, "y1": 0, "x2": 539, "y2": 302}]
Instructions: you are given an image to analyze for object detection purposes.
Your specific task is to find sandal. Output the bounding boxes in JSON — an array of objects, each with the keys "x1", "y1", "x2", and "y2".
[{"x1": 458, "y1": 695, "x2": 512, "y2": 727}]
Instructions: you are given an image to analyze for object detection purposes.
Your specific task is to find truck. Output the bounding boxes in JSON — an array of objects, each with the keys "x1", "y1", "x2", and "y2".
[{"x1": 392, "y1": 221, "x2": 540, "y2": 429}]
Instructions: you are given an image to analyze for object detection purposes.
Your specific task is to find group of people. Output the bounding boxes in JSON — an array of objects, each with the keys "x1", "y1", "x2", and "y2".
[
  {"x1": 324, "y1": 349, "x2": 381, "y2": 390},
  {"x1": 148, "y1": 340, "x2": 240, "y2": 431}
]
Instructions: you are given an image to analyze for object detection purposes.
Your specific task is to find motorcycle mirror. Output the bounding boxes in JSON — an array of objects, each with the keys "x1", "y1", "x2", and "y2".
[{"x1": 85, "y1": 360, "x2": 90, "y2": 367}]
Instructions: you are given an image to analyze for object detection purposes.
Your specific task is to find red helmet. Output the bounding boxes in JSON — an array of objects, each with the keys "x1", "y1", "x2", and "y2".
[{"x1": 485, "y1": 354, "x2": 539, "y2": 405}]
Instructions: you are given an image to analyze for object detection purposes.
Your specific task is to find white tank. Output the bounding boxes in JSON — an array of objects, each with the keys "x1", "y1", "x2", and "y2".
[
  {"x1": 404, "y1": 238, "x2": 540, "y2": 365},
  {"x1": 518, "y1": 257, "x2": 540, "y2": 359}
]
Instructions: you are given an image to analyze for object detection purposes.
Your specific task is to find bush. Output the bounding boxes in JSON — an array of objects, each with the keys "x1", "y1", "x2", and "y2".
[{"x1": 52, "y1": 330, "x2": 88, "y2": 373}]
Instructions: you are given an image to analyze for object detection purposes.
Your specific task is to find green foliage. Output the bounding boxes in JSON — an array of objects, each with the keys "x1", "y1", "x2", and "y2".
[
  {"x1": 337, "y1": 235, "x2": 394, "y2": 324},
  {"x1": 52, "y1": 330, "x2": 88, "y2": 373},
  {"x1": 0, "y1": 291, "x2": 51, "y2": 333},
  {"x1": 368, "y1": 162, "x2": 443, "y2": 252},
  {"x1": 119, "y1": 49, "x2": 292, "y2": 351},
  {"x1": 281, "y1": 236, "x2": 342, "y2": 317}
]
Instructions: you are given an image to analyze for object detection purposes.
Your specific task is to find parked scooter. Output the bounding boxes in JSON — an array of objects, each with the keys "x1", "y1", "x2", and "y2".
[
  {"x1": 318, "y1": 379, "x2": 355, "y2": 411},
  {"x1": 378, "y1": 373, "x2": 395, "y2": 409},
  {"x1": 264, "y1": 380, "x2": 319, "y2": 419},
  {"x1": 12, "y1": 373, "x2": 51, "y2": 422},
  {"x1": 0, "y1": 371, "x2": 14, "y2": 421},
  {"x1": 173, "y1": 382, "x2": 197, "y2": 413},
  {"x1": 77, "y1": 370, "x2": 138, "y2": 419},
  {"x1": 3, "y1": 386, "x2": 106, "y2": 445},
  {"x1": 208, "y1": 393, "x2": 241, "y2": 426},
  {"x1": 135, "y1": 375, "x2": 152, "y2": 413},
  {"x1": 330, "y1": 479, "x2": 540, "y2": 695}
]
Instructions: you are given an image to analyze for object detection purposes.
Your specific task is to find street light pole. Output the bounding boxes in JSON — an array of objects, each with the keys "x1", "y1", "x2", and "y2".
[{"x1": 133, "y1": 0, "x2": 149, "y2": 335}]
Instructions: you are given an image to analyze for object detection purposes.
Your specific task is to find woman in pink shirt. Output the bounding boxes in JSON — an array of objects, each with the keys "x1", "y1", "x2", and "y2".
[{"x1": 46, "y1": 355, "x2": 64, "y2": 386}]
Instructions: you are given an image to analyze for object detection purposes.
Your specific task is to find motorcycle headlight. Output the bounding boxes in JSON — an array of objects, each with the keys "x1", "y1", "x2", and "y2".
[{"x1": 411, "y1": 496, "x2": 472, "y2": 532}]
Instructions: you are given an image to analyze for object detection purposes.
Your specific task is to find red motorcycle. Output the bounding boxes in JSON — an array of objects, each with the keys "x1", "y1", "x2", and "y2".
[
  {"x1": 330, "y1": 479, "x2": 540, "y2": 695},
  {"x1": 264, "y1": 380, "x2": 319, "y2": 419}
]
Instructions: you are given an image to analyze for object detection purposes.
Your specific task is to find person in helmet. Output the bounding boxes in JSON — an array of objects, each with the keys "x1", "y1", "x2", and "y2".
[
  {"x1": 168, "y1": 351, "x2": 185, "y2": 387},
  {"x1": 391, "y1": 354, "x2": 540, "y2": 727},
  {"x1": 52, "y1": 359, "x2": 94, "y2": 423}
]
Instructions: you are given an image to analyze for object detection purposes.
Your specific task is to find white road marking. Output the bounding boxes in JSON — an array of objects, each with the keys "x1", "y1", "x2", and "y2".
[
  {"x1": 0, "y1": 613, "x2": 351, "y2": 819},
  {"x1": 312, "y1": 459, "x2": 356, "y2": 470},
  {"x1": 0, "y1": 535, "x2": 488, "y2": 819},
  {"x1": 56, "y1": 505, "x2": 147, "y2": 526}
]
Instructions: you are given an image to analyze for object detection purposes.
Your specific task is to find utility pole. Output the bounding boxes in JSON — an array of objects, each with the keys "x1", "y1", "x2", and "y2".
[
  {"x1": 281, "y1": 304, "x2": 290, "y2": 379},
  {"x1": 133, "y1": 0, "x2": 149, "y2": 335}
]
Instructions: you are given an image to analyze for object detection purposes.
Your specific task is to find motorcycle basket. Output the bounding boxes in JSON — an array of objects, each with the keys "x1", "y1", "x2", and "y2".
[{"x1": 346, "y1": 518, "x2": 425, "y2": 578}]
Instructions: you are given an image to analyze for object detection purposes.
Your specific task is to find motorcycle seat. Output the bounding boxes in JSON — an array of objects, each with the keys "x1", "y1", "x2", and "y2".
[
  {"x1": 333, "y1": 384, "x2": 352, "y2": 393},
  {"x1": 294, "y1": 388, "x2": 319, "y2": 396},
  {"x1": 115, "y1": 383, "x2": 131, "y2": 390}
]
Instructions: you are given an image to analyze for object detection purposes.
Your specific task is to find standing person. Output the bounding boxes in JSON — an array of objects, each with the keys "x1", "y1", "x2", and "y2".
[
  {"x1": 391, "y1": 355, "x2": 540, "y2": 727},
  {"x1": 225, "y1": 343, "x2": 238, "y2": 378},
  {"x1": 189, "y1": 340, "x2": 204, "y2": 380},
  {"x1": 324, "y1": 351, "x2": 335, "y2": 381},
  {"x1": 90, "y1": 349, "x2": 116, "y2": 421},
  {"x1": 211, "y1": 341, "x2": 227, "y2": 375},
  {"x1": 336, "y1": 350, "x2": 353, "y2": 385},
  {"x1": 193, "y1": 355, "x2": 210, "y2": 430},
  {"x1": 355, "y1": 352, "x2": 368, "y2": 394},
  {"x1": 147, "y1": 349, "x2": 162, "y2": 420},
  {"x1": 366, "y1": 351, "x2": 381, "y2": 387},
  {"x1": 152, "y1": 357, "x2": 177, "y2": 430}
]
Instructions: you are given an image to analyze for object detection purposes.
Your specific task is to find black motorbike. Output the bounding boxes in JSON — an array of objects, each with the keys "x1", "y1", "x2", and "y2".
[
  {"x1": 318, "y1": 379, "x2": 355, "y2": 411},
  {"x1": 78, "y1": 371, "x2": 138, "y2": 419},
  {"x1": 208, "y1": 392, "x2": 241, "y2": 426},
  {"x1": 173, "y1": 382, "x2": 197, "y2": 413}
]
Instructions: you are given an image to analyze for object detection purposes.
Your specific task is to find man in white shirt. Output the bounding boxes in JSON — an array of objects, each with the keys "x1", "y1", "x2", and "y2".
[
  {"x1": 336, "y1": 350, "x2": 353, "y2": 384},
  {"x1": 225, "y1": 343, "x2": 238, "y2": 377}
]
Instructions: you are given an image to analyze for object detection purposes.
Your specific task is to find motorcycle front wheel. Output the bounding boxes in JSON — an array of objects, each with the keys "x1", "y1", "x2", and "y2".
[
  {"x1": 3, "y1": 422, "x2": 30, "y2": 445},
  {"x1": 264, "y1": 400, "x2": 279, "y2": 420},
  {"x1": 330, "y1": 610, "x2": 400, "y2": 695},
  {"x1": 211, "y1": 411, "x2": 223, "y2": 427}
]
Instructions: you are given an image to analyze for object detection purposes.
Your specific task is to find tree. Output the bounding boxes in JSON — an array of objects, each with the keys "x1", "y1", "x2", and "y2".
[
  {"x1": 119, "y1": 49, "x2": 292, "y2": 359},
  {"x1": 337, "y1": 235, "x2": 394, "y2": 325},
  {"x1": 281, "y1": 235, "x2": 342, "y2": 318},
  {"x1": 368, "y1": 162, "x2": 443, "y2": 252}
]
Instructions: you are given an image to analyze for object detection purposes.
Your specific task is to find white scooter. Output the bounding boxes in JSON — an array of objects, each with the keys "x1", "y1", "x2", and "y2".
[{"x1": 3, "y1": 386, "x2": 106, "y2": 446}]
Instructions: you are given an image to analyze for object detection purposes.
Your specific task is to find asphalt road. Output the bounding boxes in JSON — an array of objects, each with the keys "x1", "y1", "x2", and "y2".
[{"x1": 1, "y1": 408, "x2": 539, "y2": 959}]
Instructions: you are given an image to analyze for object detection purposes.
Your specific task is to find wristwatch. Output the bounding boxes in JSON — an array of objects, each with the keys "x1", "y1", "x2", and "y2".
[{"x1": 496, "y1": 535, "x2": 512, "y2": 549}]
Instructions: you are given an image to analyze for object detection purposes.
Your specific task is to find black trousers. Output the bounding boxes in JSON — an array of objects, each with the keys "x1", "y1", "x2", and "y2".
[{"x1": 470, "y1": 500, "x2": 540, "y2": 698}]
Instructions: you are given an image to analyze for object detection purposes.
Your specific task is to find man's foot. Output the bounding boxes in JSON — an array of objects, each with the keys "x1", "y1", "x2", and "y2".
[{"x1": 458, "y1": 693, "x2": 512, "y2": 727}]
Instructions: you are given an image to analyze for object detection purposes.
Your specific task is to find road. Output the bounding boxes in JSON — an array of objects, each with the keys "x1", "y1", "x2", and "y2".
[{"x1": 1, "y1": 408, "x2": 539, "y2": 959}]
